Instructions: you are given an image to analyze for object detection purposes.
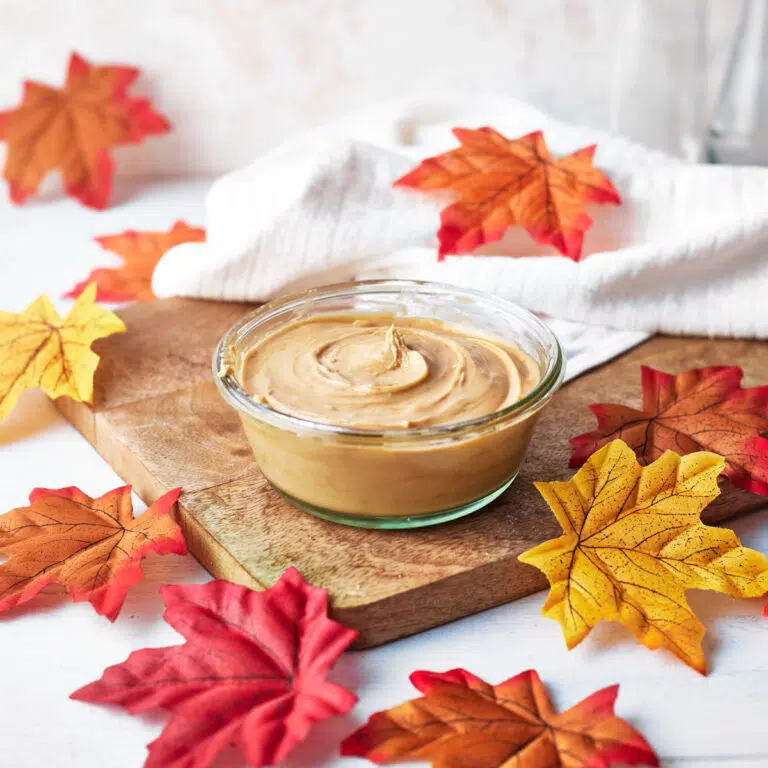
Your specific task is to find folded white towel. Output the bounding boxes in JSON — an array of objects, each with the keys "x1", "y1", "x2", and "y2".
[{"x1": 153, "y1": 94, "x2": 768, "y2": 379}]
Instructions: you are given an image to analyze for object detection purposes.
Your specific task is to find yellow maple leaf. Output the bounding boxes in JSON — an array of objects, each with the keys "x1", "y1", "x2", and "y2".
[
  {"x1": 519, "y1": 439, "x2": 768, "y2": 673},
  {"x1": 0, "y1": 283, "x2": 125, "y2": 420}
]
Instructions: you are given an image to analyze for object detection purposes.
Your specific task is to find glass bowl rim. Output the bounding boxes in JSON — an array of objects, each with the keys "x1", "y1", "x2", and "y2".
[{"x1": 213, "y1": 279, "x2": 565, "y2": 443}]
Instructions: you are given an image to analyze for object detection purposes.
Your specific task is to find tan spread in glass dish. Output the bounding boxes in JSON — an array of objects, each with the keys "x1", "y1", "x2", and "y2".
[{"x1": 214, "y1": 280, "x2": 564, "y2": 529}]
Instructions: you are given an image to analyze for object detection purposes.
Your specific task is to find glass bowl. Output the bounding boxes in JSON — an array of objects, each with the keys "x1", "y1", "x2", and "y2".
[{"x1": 213, "y1": 280, "x2": 564, "y2": 529}]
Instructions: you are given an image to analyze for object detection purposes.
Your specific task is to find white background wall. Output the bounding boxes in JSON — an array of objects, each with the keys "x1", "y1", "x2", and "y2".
[{"x1": 0, "y1": 0, "x2": 747, "y2": 175}]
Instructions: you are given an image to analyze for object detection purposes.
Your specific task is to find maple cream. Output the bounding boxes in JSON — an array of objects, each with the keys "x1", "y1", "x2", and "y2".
[
  {"x1": 214, "y1": 281, "x2": 564, "y2": 527},
  {"x1": 241, "y1": 315, "x2": 540, "y2": 430}
]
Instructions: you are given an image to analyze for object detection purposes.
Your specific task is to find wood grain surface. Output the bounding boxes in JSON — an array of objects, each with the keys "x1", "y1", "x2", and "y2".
[{"x1": 56, "y1": 299, "x2": 768, "y2": 648}]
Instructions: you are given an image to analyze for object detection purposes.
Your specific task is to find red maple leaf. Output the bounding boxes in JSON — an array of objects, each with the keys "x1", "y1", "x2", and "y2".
[
  {"x1": 570, "y1": 366, "x2": 768, "y2": 495},
  {"x1": 394, "y1": 128, "x2": 620, "y2": 261},
  {"x1": 0, "y1": 52, "x2": 170, "y2": 209},
  {"x1": 72, "y1": 567, "x2": 358, "y2": 768}
]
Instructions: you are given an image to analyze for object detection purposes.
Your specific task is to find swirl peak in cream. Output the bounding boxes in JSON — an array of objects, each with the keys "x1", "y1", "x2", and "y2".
[{"x1": 241, "y1": 314, "x2": 541, "y2": 429}]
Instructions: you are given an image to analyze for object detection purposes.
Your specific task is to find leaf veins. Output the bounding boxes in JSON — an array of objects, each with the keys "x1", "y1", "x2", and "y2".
[{"x1": 520, "y1": 439, "x2": 768, "y2": 673}]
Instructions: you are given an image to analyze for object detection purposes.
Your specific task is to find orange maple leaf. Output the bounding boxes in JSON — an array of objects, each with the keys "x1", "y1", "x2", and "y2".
[
  {"x1": 0, "y1": 486, "x2": 185, "y2": 620},
  {"x1": 0, "y1": 52, "x2": 170, "y2": 209},
  {"x1": 65, "y1": 221, "x2": 206, "y2": 302},
  {"x1": 394, "y1": 128, "x2": 620, "y2": 261},
  {"x1": 341, "y1": 668, "x2": 658, "y2": 767}
]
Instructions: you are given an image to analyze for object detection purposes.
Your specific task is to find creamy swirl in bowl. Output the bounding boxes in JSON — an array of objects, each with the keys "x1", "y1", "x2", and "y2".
[
  {"x1": 215, "y1": 280, "x2": 565, "y2": 526},
  {"x1": 241, "y1": 315, "x2": 541, "y2": 429}
]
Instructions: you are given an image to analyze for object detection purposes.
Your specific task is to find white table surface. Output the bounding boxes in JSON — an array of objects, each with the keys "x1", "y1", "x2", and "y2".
[{"x1": 2, "y1": 179, "x2": 768, "y2": 768}]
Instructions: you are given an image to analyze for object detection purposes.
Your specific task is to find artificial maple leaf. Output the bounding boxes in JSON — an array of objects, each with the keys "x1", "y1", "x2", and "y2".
[
  {"x1": 571, "y1": 366, "x2": 768, "y2": 496},
  {"x1": 0, "y1": 52, "x2": 170, "y2": 209},
  {"x1": 71, "y1": 567, "x2": 358, "y2": 768},
  {"x1": 394, "y1": 127, "x2": 620, "y2": 261},
  {"x1": 65, "y1": 221, "x2": 206, "y2": 302},
  {"x1": 519, "y1": 440, "x2": 768, "y2": 673},
  {"x1": 0, "y1": 282, "x2": 125, "y2": 421},
  {"x1": 0, "y1": 485, "x2": 184, "y2": 620},
  {"x1": 341, "y1": 667, "x2": 658, "y2": 767}
]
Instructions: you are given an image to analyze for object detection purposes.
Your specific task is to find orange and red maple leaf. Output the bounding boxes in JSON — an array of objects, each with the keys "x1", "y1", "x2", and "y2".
[
  {"x1": 342, "y1": 667, "x2": 658, "y2": 767},
  {"x1": 571, "y1": 366, "x2": 768, "y2": 496},
  {"x1": 0, "y1": 52, "x2": 169, "y2": 209},
  {"x1": 0, "y1": 485, "x2": 185, "y2": 619},
  {"x1": 395, "y1": 128, "x2": 620, "y2": 261},
  {"x1": 65, "y1": 221, "x2": 205, "y2": 302}
]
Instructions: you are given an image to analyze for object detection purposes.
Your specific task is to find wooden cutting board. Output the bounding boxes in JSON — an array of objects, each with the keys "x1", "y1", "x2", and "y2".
[{"x1": 56, "y1": 299, "x2": 768, "y2": 648}]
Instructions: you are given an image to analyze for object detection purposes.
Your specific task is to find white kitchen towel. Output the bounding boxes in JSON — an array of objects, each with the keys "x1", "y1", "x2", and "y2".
[{"x1": 153, "y1": 94, "x2": 768, "y2": 378}]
